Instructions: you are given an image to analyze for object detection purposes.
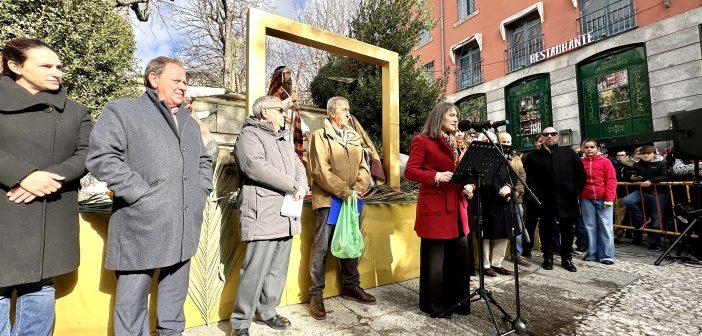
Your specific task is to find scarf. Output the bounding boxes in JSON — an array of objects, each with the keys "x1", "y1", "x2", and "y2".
[
  {"x1": 348, "y1": 115, "x2": 385, "y2": 181},
  {"x1": 440, "y1": 131, "x2": 459, "y2": 163},
  {"x1": 268, "y1": 66, "x2": 304, "y2": 158}
]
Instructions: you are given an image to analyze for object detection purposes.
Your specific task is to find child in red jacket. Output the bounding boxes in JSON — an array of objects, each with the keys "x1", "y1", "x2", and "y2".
[{"x1": 580, "y1": 139, "x2": 617, "y2": 264}]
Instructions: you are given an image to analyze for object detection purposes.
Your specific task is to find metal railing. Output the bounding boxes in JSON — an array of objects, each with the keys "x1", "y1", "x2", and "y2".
[
  {"x1": 505, "y1": 34, "x2": 544, "y2": 73},
  {"x1": 455, "y1": 61, "x2": 483, "y2": 91},
  {"x1": 614, "y1": 181, "x2": 698, "y2": 238},
  {"x1": 577, "y1": 0, "x2": 635, "y2": 41}
]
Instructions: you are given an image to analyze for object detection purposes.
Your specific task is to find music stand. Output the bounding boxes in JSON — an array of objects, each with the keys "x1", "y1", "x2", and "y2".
[
  {"x1": 441, "y1": 137, "x2": 539, "y2": 336},
  {"x1": 439, "y1": 141, "x2": 513, "y2": 333}
]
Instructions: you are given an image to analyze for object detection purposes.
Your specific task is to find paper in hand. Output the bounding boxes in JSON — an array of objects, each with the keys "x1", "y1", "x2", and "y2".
[{"x1": 281, "y1": 193, "x2": 303, "y2": 218}]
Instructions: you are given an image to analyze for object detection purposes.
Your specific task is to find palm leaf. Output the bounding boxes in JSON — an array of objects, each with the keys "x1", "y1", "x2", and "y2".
[{"x1": 187, "y1": 154, "x2": 240, "y2": 324}]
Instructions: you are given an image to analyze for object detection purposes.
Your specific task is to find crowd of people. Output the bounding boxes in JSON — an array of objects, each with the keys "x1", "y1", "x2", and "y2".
[
  {"x1": 403, "y1": 101, "x2": 690, "y2": 319},
  {"x1": 0, "y1": 37, "x2": 687, "y2": 336}
]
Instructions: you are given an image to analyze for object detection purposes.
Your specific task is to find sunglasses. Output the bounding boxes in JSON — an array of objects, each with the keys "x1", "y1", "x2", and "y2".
[{"x1": 541, "y1": 132, "x2": 559, "y2": 137}]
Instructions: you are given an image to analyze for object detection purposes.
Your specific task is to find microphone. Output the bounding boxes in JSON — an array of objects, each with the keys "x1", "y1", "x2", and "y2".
[{"x1": 458, "y1": 119, "x2": 510, "y2": 131}]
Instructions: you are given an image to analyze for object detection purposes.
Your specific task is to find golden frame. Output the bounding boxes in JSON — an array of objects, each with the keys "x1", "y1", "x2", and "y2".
[{"x1": 246, "y1": 8, "x2": 400, "y2": 187}]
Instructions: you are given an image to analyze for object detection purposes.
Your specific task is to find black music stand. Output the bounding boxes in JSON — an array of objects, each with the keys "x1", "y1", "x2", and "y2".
[
  {"x1": 441, "y1": 138, "x2": 538, "y2": 336},
  {"x1": 439, "y1": 141, "x2": 513, "y2": 333}
]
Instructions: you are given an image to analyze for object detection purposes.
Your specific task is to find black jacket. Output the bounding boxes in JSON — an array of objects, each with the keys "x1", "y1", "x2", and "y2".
[
  {"x1": 628, "y1": 160, "x2": 669, "y2": 193},
  {"x1": 480, "y1": 161, "x2": 519, "y2": 239},
  {"x1": 0, "y1": 76, "x2": 92, "y2": 287},
  {"x1": 523, "y1": 145, "x2": 586, "y2": 218}
]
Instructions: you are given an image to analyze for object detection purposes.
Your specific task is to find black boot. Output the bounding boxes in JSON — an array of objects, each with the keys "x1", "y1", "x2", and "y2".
[
  {"x1": 561, "y1": 259, "x2": 577, "y2": 272},
  {"x1": 542, "y1": 258, "x2": 553, "y2": 270},
  {"x1": 455, "y1": 301, "x2": 471, "y2": 315}
]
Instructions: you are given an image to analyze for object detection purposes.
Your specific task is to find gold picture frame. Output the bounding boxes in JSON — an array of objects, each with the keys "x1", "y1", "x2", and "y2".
[{"x1": 246, "y1": 8, "x2": 400, "y2": 187}]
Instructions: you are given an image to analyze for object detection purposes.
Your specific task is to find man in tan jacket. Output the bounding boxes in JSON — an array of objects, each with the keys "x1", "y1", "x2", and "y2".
[{"x1": 307, "y1": 96, "x2": 375, "y2": 320}]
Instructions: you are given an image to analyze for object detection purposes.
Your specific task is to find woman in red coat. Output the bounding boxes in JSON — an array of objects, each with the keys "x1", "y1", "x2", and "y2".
[{"x1": 405, "y1": 102, "x2": 473, "y2": 317}]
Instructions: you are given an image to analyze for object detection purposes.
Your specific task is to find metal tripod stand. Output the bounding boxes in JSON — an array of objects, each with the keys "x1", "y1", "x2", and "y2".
[{"x1": 438, "y1": 129, "x2": 540, "y2": 336}]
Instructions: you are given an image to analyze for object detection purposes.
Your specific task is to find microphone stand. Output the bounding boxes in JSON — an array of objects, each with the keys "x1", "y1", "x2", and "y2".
[
  {"x1": 437, "y1": 127, "x2": 541, "y2": 336},
  {"x1": 485, "y1": 127, "x2": 539, "y2": 336}
]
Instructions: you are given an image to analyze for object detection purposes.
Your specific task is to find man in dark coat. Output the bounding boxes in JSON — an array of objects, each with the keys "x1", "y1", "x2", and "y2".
[
  {"x1": 523, "y1": 127, "x2": 586, "y2": 272},
  {"x1": 86, "y1": 57, "x2": 213, "y2": 335}
]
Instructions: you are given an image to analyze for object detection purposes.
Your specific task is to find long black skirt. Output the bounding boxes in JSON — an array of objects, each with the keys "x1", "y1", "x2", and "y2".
[{"x1": 419, "y1": 233, "x2": 473, "y2": 317}]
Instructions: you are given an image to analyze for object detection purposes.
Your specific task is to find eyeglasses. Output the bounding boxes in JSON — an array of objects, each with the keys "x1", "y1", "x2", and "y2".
[
  {"x1": 616, "y1": 154, "x2": 626, "y2": 157},
  {"x1": 541, "y1": 132, "x2": 559, "y2": 137}
]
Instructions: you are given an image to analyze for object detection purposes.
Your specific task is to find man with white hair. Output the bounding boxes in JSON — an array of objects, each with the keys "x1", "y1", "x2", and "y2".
[
  {"x1": 229, "y1": 95, "x2": 308, "y2": 335},
  {"x1": 523, "y1": 127, "x2": 586, "y2": 272},
  {"x1": 307, "y1": 96, "x2": 375, "y2": 320}
]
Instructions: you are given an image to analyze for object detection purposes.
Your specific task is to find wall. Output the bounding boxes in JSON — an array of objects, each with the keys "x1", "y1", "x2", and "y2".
[
  {"x1": 53, "y1": 204, "x2": 420, "y2": 335},
  {"x1": 447, "y1": 6, "x2": 702, "y2": 146},
  {"x1": 190, "y1": 94, "x2": 328, "y2": 148},
  {"x1": 414, "y1": 0, "x2": 702, "y2": 95}
]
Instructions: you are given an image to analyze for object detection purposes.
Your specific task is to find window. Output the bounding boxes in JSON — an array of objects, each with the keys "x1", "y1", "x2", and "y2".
[
  {"x1": 418, "y1": 29, "x2": 430, "y2": 47},
  {"x1": 455, "y1": 43, "x2": 482, "y2": 90},
  {"x1": 506, "y1": 13, "x2": 542, "y2": 72},
  {"x1": 456, "y1": 94, "x2": 487, "y2": 123},
  {"x1": 505, "y1": 75, "x2": 553, "y2": 149},
  {"x1": 458, "y1": 0, "x2": 476, "y2": 21},
  {"x1": 579, "y1": 0, "x2": 634, "y2": 41},
  {"x1": 420, "y1": 61, "x2": 435, "y2": 79},
  {"x1": 578, "y1": 45, "x2": 653, "y2": 140}
]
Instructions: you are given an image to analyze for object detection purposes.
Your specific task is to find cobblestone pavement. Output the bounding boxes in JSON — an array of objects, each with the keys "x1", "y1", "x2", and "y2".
[{"x1": 184, "y1": 243, "x2": 702, "y2": 336}]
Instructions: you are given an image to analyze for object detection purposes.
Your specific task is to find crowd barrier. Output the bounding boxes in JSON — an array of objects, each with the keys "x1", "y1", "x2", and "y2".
[{"x1": 614, "y1": 181, "x2": 698, "y2": 238}]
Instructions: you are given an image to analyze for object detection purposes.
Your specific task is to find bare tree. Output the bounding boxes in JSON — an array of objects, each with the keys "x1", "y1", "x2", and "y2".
[
  {"x1": 266, "y1": 0, "x2": 361, "y2": 100},
  {"x1": 114, "y1": 0, "x2": 172, "y2": 22},
  {"x1": 168, "y1": 0, "x2": 269, "y2": 91}
]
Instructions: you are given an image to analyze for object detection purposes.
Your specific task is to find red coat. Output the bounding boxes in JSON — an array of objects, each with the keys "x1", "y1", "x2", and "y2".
[
  {"x1": 580, "y1": 154, "x2": 617, "y2": 202},
  {"x1": 404, "y1": 134, "x2": 469, "y2": 239}
]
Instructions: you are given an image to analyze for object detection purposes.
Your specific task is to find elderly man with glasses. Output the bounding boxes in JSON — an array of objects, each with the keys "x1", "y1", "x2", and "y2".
[
  {"x1": 229, "y1": 95, "x2": 308, "y2": 335},
  {"x1": 523, "y1": 127, "x2": 586, "y2": 272}
]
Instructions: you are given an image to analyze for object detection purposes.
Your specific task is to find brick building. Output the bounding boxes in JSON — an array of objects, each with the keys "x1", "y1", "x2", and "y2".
[{"x1": 413, "y1": 0, "x2": 702, "y2": 150}]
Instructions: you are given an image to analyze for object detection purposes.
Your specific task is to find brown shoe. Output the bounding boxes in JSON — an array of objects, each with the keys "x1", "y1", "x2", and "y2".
[
  {"x1": 515, "y1": 256, "x2": 530, "y2": 267},
  {"x1": 342, "y1": 286, "x2": 376, "y2": 305},
  {"x1": 484, "y1": 267, "x2": 497, "y2": 277},
  {"x1": 308, "y1": 293, "x2": 326, "y2": 320},
  {"x1": 492, "y1": 266, "x2": 512, "y2": 275}
]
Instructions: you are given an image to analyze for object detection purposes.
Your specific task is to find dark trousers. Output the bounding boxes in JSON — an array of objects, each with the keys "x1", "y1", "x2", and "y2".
[
  {"x1": 522, "y1": 211, "x2": 539, "y2": 256},
  {"x1": 113, "y1": 260, "x2": 190, "y2": 336},
  {"x1": 575, "y1": 216, "x2": 589, "y2": 250},
  {"x1": 308, "y1": 208, "x2": 360, "y2": 295},
  {"x1": 539, "y1": 217, "x2": 576, "y2": 261},
  {"x1": 419, "y1": 236, "x2": 470, "y2": 317}
]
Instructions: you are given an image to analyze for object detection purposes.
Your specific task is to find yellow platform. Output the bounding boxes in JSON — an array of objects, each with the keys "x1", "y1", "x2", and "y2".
[{"x1": 53, "y1": 203, "x2": 420, "y2": 335}]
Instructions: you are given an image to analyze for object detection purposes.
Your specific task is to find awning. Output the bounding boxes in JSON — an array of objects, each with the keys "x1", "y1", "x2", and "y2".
[
  {"x1": 449, "y1": 33, "x2": 483, "y2": 64},
  {"x1": 499, "y1": 2, "x2": 544, "y2": 41}
]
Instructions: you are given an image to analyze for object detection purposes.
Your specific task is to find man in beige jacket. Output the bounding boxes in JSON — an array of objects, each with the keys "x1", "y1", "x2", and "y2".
[{"x1": 307, "y1": 96, "x2": 375, "y2": 320}]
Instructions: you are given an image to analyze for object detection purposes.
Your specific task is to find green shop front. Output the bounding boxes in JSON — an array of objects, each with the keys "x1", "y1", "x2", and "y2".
[
  {"x1": 505, "y1": 75, "x2": 553, "y2": 150},
  {"x1": 577, "y1": 45, "x2": 653, "y2": 146},
  {"x1": 456, "y1": 93, "x2": 487, "y2": 123}
]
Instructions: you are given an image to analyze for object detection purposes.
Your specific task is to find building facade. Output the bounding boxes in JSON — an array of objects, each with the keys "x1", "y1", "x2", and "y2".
[{"x1": 413, "y1": 0, "x2": 702, "y2": 150}]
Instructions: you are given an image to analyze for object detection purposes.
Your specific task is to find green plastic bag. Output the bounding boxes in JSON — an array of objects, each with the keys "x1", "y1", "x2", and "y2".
[{"x1": 331, "y1": 193, "x2": 364, "y2": 259}]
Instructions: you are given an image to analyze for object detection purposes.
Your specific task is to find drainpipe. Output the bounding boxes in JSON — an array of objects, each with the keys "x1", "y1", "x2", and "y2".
[{"x1": 440, "y1": 0, "x2": 446, "y2": 72}]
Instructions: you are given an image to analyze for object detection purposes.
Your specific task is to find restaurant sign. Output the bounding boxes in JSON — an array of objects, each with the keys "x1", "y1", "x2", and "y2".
[{"x1": 529, "y1": 32, "x2": 594, "y2": 64}]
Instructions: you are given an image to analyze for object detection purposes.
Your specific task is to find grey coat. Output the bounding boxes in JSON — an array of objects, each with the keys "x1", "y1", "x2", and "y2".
[
  {"x1": 0, "y1": 77, "x2": 92, "y2": 287},
  {"x1": 86, "y1": 90, "x2": 213, "y2": 271},
  {"x1": 235, "y1": 118, "x2": 307, "y2": 242}
]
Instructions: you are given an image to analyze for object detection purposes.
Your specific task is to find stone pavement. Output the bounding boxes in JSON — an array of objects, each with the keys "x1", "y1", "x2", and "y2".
[{"x1": 184, "y1": 243, "x2": 702, "y2": 336}]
